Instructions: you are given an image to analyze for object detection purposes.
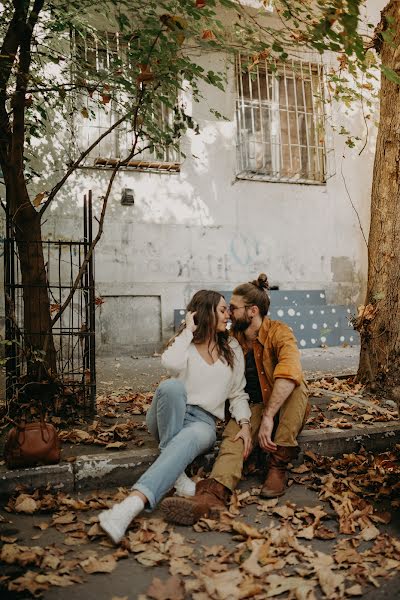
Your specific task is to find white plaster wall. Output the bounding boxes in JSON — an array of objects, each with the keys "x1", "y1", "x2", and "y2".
[{"x1": 1, "y1": 0, "x2": 386, "y2": 353}]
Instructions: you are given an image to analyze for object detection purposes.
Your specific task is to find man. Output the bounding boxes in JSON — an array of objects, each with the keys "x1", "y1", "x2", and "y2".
[{"x1": 161, "y1": 273, "x2": 310, "y2": 525}]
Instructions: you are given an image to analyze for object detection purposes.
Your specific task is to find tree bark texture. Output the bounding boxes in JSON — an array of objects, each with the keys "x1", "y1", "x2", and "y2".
[
  {"x1": 358, "y1": 0, "x2": 400, "y2": 393},
  {"x1": 0, "y1": 1, "x2": 57, "y2": 379}
]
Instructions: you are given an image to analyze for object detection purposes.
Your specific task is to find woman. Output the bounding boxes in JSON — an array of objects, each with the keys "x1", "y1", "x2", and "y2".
[{"x1": 99, "y1": 290, "x2": 252, "y2": 544}]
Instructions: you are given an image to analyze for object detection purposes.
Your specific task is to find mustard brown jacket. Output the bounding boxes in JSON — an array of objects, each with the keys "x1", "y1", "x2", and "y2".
[{"x1": 234, "y1": 316, "x2": 308, "y2": 405}]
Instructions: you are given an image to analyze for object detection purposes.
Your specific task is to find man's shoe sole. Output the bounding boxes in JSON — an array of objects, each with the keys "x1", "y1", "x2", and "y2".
[
  {"x1": 260, "y1": 488, "x2": 286, "y2": 499},
  {"x1": 161, "y1": 496, "x2": 207, "y2": 526}
]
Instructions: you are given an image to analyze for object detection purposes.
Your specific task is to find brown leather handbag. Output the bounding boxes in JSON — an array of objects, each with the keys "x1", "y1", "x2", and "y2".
[{"x1": 4, "y1": 418, "x2": 61, "y2": 469}]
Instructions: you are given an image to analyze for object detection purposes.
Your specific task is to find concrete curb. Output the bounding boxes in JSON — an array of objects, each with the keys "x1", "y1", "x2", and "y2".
[{"x1": 1, "y1": 421, "x2": 400, "y2": 498}]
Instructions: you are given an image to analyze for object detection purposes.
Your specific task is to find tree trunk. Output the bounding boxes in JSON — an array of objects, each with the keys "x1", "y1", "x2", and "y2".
[
  {"x1": 358, "y1": 0, "x2": 400, "y2": 396},
  {"x1": 8, "y1": 177, "x2": 57, "y2": 379}
]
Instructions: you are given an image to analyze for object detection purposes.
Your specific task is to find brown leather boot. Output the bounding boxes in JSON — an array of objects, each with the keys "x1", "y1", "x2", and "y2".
[
  {"x1": 260, "y1": 446, "x2": 299, "y2": 498},
  {"x1": 161, "y1": 478, "x2": 230, "y2": 525}
]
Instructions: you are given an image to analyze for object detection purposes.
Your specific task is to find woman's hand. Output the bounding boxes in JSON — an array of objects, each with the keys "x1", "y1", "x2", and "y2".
[
  {"x1": 185, "y1": 311, "x2": 197, "y2": 333},
  {"x1": 233, "y1": 424, "x2": 252, "y2": 459}
]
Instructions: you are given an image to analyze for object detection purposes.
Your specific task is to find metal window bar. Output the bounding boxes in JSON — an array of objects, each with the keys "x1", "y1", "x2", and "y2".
[
  {"x1": 236, "y1": 55, "x2": 326, "y2": 183},
  {"x1": 72, "y1": 30, "x2": 179, "y2": 166},
  {"x1": 3, "y1": 196, "x2": 96, "y2": 415}
]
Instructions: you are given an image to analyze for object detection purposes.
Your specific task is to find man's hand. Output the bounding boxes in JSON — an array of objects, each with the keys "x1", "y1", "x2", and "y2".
[
  {"x1": 258, "y1": 414, "x2": 277, "y2": 452},
  {"x1": 233, "y1": 424, "x2": 253, "y2": 459}
]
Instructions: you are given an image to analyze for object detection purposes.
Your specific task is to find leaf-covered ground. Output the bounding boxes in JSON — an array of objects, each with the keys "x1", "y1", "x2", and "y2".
[{"x1": 1, "y1": 445, "x2": 399, "y2": 600}]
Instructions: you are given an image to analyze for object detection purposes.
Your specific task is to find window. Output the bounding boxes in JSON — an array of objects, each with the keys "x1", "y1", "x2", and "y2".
[
  {"x1": 72, "y1": 31, "x2": 179, "y2": 171},
  {"x1": 236, "y1": 56, "x2": 326, "y2": 183}
]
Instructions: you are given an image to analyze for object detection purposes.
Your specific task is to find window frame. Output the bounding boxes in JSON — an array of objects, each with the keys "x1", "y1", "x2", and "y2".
[
  {"x1": 70, "y1": 29, "x2": 180, "y2": 173},
  {"x1": 235, "y1": 55, "x2": 327, "y2": 185}
]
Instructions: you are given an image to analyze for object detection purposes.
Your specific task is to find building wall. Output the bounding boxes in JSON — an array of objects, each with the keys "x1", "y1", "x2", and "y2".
[{"x1": 1, "y1": 1, "x2": 385, "y2": 354}]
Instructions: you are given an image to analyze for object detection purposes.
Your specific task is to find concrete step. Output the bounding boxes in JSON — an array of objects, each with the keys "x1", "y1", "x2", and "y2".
[{"x1": 268, "y1": 304, "x2": 359, "y2": 348}]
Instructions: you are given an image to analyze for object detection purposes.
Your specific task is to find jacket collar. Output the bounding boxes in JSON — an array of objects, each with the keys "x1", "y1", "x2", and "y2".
[{"x1": 257, "y1": 316, "x2": 271, "y2": 347}]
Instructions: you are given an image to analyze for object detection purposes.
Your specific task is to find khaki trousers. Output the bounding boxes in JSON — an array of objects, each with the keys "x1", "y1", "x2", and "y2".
[{"x1": 210, "y1": 383, "x2": 309, "y2": 492}]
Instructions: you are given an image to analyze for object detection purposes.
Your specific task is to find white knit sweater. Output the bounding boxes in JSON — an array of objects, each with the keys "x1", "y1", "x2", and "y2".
[{"x1": 161, "y1": 329, "x2": 251, "y2": 422}]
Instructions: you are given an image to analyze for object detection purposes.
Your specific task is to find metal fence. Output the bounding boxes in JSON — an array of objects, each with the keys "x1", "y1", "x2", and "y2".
[{"x1": 3, "y1": 194, "x2": 96, "y2": 415}]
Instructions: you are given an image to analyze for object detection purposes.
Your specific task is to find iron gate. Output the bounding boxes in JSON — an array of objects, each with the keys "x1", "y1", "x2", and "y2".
[{"x1": 3, "y1": 193, "x2": 96, "y2": 415}]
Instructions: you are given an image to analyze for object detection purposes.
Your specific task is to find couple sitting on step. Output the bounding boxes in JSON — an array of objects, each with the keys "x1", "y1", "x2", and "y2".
[{"x1": 99, "y1": 273, "x2": 310, "y2": 544}]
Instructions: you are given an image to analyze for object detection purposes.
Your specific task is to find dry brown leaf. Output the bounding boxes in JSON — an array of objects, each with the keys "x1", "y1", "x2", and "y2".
[
  {"x1": 258, "y1": 498, "x2": 279, "y2": 511},
  {"x1": 0, "y1": 535, "x2": 18, "y2": 543},
  {"x1": 147, "y1": 575, "x2": 185, "y2": 600},
  {"x1": 346, "y1": 584, "x2": 363, "y2": 596},
  {"x1": 297, "y1": 525, "x2": 315, "y2": 540},
  {"x1": 314, "y1": 525, "x2": 336, "y2": 540},
  {"x1": 316, "y1": 566, "x2": 345, "y2": 598},
  {"x1": 35, "y1": 522, "x2": 49, "y2": 531},
  {"x1": 273, "y1": 505, "x2": 295, "y2": 519},
  {"x1": 105, "y1": 441, "x2": 127, "y2": 449},
  {"x1": 360, "y1": 524, "x2": 380, "y2": 541},
  {"x1": 1, "y1": 543, "x2": 44, "y2": 566},
  {"x1": 169, "y1": 557, "x2": 192, "y2": 576},
  {"x1": 81, "y1": 554, "x2": 117, "y2": 573},
  {"x1": 41, "y1": 554, "x2": 61, "y2": 570},
  {"x1": 135, "y1": 550, "x2": 167, "y2": 567},
  {"x1": 241, "y1": 539, "x2": 269, "y2": 576},
  {"x1": 33, "y1": 192, "x2": 47, "y2": 208},
  {"x1": 8, "y1": 570, "x2": 49, "y2": 595},
  {"x1": 88, "y1": 522, "x2": 104, "y2": 537},
  {"x1": 291, "y1": 463, "x2": 311, "y2": 474},
  {"x1": 52, "y1": 513, "x2": 76, "y2": 525},
  {"x1": 201, "y1": 569, "x2": 242, "y2": 600},
  {"x1": 14, "y1": 495, "x2": 39, "y2": 514},
  {"x1": 231, "y1": 520, "x2": 263, "y2": 539},
  {"x1": 265, "y1": 574, "x2": 315, "y2": 597}
]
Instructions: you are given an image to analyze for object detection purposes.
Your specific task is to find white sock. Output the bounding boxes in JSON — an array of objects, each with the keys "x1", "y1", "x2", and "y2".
[
  {"x1": 174, "y1": 472, "x2": 196, "y2": 497},
  {"x1": 98, "y1": 495, "x2": 145, "y2": 544}
]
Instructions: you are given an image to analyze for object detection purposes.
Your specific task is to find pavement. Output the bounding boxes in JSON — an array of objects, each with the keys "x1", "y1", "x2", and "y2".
[
  {"x1": 1, "y1": 345, "x2": 400, "y2": 499},
  {"x1": 1, "y1": 346, "x2": 400, "y2": 600}
]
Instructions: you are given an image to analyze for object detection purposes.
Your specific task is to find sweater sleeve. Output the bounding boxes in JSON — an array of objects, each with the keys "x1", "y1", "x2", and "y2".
[
  {"x1": 227, "y1": 341, "x2": 251, "y2": 422},
  {"x1": 161, "y1": 328, "x2": 193, "y2": 374}
]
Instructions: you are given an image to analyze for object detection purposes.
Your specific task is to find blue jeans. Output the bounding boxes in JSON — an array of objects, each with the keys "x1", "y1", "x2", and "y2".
[{"x1": 132, "y1": 379, "x2": 217, "y2": 508}]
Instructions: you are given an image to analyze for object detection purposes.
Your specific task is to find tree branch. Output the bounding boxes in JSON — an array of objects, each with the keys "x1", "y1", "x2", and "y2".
[{"x1": 39, "y1": 108, "x2": 133, "y2": 217}]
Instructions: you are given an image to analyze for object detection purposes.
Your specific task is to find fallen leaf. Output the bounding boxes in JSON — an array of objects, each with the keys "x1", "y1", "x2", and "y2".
[
  {"x1": 201, "y1": 569, "x2": 242, "y2": 600},
  {"x1": 147, "y1": 575, "x2": 184, "y2": 600},
  {"x1": 296, "y1": 525, "x2": 314, "y2": 540},
  {"x1": 346, "y1": 584, "x2": 363, "y2": 596},
  {"x1": 136, "y1": 550, "x2": 166, "y2": 567},
  {"x1": 360, "y1": 524, "x2": 380, "y2": 541},
  {"x1": 231, "y1": 520, "x2": 263, "y2": 539},
  {"x1": 15, "y1": 495, "x2": 38, "y2": 514},
  {"x1": 273, "y1": 505, "x2": 295, "y2": 519},
  {"x1": 81, "y1": 554, "x2": 117, "y2": 573},
  {"x1": 316, "y1": 566, "x2": 344, "y2": 597}
]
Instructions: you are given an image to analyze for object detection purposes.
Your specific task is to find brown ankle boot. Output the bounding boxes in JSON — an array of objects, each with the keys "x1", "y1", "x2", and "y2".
[
  {"x1": 260, "y1": 446, "x2": 298, "y2": 498},
  {"x1": 161, "y1": 478, "x2": 230, "y2": 525}
]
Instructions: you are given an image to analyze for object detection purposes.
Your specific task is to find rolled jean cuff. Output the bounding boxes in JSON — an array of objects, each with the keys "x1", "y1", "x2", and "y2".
[{"x1": 131, "y1": 483, "x2": 156, "y2": 510}]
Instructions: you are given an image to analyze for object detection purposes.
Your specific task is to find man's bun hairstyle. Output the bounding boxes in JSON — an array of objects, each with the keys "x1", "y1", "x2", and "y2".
[
  {"x1": 233, "y1": 273, "x2": 271, "y2": 317},
  {"x1": 251, "y1": 273, "x2": 270, "y2": 291}
]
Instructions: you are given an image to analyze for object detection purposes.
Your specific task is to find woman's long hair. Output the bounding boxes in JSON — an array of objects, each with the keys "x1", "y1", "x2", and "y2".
[{"x1": 172, "y1": 290, "x2": 234, "y2": 368}]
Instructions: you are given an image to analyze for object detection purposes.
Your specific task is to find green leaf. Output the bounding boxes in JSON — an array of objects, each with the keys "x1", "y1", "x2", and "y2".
[{"x1": 381, "y1": 65, "x2": 400, "y2": 85}]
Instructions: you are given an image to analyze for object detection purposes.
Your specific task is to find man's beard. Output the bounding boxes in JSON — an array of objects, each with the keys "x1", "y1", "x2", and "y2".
[{"x1": 231, "y1": 313, "x2": 252, "y2": 333}]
